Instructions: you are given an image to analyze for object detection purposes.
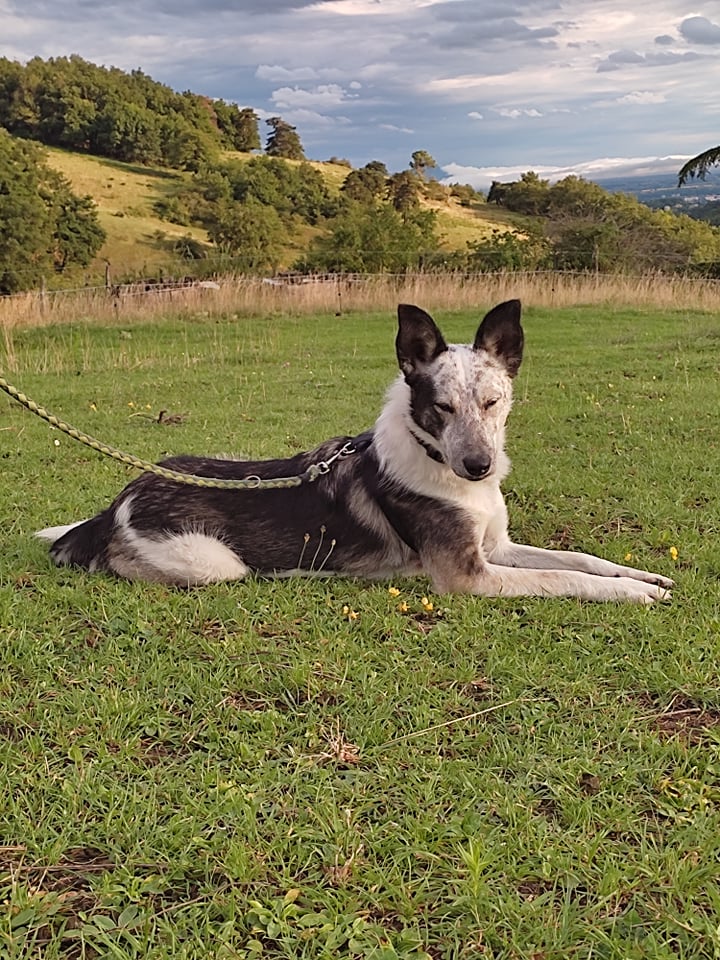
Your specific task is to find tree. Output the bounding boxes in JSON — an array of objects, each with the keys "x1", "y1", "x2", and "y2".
[
  {"x1": 213, "y1": 101, "x2": 260, "y2": 152},
  {"x1": 466, "y1": 227, "x2": 551, "y2": 271},
  {"x1": 502, "y1": 171, "x2": 550, "y2": 216},
  {"x1": 410, "y1": 150, "x2": 437, "y2": 180},
  {"x1": 50, "y1": 184, "x2": 106, "y2": 272},
  {"x1": 234, "y1": 108, "x2": 261, "y2": 152},
  {"x1": 341, "y1": 161, "x2": 388, "y2": 203},
  {"x1": 265, "y1": 117, "x2": 305, "y2": 160},
  {"x1": 387, "y1": 170, "x2": 421, "y2": 212},
  {"x1": 0, "y1": 130, "x2": 105, "y2": 292},
  {"x1": 299, "y1": 200, "x2": 438, "y2": 273},
  {"x1": 0, "y1": 55, "x2": 229, "y2": 168},
  {"x1": 207, "y1": 198, "x2": 283, "y2": 272},
  {"x1": 678, "y1": 146, "x2": 720, "y2": 185}
]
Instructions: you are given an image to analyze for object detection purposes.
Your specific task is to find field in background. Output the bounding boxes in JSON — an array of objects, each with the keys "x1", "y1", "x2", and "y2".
[
  {"x1": 2, "y1": 270, "x2": 719, "y2": 349},
  {"x1": 1, "y1": 302, "x2": 719, "y2": 957}
]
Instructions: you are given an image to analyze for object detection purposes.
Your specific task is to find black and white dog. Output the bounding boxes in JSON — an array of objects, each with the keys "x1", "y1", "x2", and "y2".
[{"x1": 37, "y1": 300, "x2": 672, "y2": 603}]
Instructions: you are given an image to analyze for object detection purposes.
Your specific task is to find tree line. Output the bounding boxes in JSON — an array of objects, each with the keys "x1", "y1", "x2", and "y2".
[
  {"x1": 0, "y1": 55, "x2": 307, "y2": 170},
  {"x1": 473, "y1": 171, "x2": 720, "y2": 274},
  {"x1": 1, "y1": 54, "x2": 719, "y2": 289}
]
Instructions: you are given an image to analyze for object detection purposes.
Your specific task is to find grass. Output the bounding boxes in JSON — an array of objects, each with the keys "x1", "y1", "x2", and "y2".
[
  {"x1": 3, "y1": 271, "x2": 720, "y2": 340},
  {"x1": 1, "y1": 302, "x2": 720, "y2": 958}
]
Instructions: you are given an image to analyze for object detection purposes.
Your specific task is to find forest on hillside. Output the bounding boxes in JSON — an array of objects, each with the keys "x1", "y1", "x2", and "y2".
[
  {"x1": 1, "y1": 56, "x2": 719, "y2": 292},
  {"x1": 0, "y1": 54, "x2": 264, "y2": 169}
]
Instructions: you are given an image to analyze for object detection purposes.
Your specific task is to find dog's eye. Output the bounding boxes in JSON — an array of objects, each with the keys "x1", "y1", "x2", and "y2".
[
  {"x1": 484, "y1": 398, "x2": 499, "y2": 410},
  {"x1": 434, "y1": 401, "x2": 455, "y2": 414}
]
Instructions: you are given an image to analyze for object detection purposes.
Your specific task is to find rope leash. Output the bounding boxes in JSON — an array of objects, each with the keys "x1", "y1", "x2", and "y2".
[{"x1": 0, "y1": 375, "x2": 355, "y2": 490}]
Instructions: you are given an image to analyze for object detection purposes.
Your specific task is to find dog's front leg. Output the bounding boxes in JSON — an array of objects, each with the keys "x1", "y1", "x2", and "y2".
[
  {"x1": 487, "y1": 540, "x2": 674, "y2": 591},
  {"x1": 423, "y1": 544, "x2": 671, "y2": 604}
]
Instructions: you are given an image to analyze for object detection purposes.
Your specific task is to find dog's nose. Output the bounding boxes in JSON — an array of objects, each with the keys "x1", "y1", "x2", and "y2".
[{"x1": 463, "y1": 454, "x2": 492, "y2": 480}]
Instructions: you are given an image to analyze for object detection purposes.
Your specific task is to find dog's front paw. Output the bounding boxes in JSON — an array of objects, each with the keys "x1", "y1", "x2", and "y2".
[
  {"x1": 621, "y1": 578, "x2": 672, "y2": 605},
  {"x1": 652, "y1": 573, "x2": 675, "y2": 591},
  {"x1": 619, "y1": 565, "x2": 674, "y2": 591}
]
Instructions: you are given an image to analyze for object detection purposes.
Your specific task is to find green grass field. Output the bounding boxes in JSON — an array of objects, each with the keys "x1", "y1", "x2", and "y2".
[{"x1": 1, "y1": 303, "x2": 719, "y2": 958}]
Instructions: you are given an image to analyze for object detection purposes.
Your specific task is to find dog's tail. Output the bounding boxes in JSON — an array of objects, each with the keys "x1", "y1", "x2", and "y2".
[{"x1": 36, "y1": 513, "x2": 111, "y2": 570}]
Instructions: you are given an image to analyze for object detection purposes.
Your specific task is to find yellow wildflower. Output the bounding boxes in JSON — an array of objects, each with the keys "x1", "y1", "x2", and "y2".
[
  {"x1": 669, "y1": 546, "x2": 679, "y2": 562},
  {"x1": 398, "y1": 602, "x2": 409, "y2": 613},
  {"x1": 624, "y1": 552, "x2": 633, "y2": 562},
  {"x1": 388, "y1": 586, "x2": 400, "y2": 597},
  {"x1": 342, "y1": 605, "x2": 358, "y2": 621},
  {"x1": 421, "y1": 596, "x2": 434, "y2": 612}
]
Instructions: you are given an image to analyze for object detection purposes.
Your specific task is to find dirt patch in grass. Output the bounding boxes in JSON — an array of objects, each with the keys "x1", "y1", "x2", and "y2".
[{"x1": 634, "y1": 694, "x2": 720, "y2": 745}]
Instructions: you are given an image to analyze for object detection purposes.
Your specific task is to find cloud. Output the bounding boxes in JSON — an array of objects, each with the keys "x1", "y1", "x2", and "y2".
[
  {"x1": 270, "y1": 83, "x2": 356, "y2": 110},
  {"x1": 379, "y1": 123, "x2": 414, "y2": 134},
  {"x1": 597, "y1": 46, "x2": 705, "y2": 71},
  {"x1": 424, "y1": 0, "x2": 560, "y2": 50},
  {"x1": 679, "y1": 15, "x2": 720, "y2": 45},
  {"x1": 267, "y1": 107, "x2": 351, "y2": 128},
  {"x1": 597, "y1": 48, "x2": 645, "y2": 71},
  {"x1": 10, "y1": 0, "x2": 344, "y2": 16},
  {"x1": 615, "y1": 90, "x2": 666, "y2": 105},
  {"x1": 440, "y1": 155, "x2": 694, "y2": 191},
  {"x1": 0, "y1": 0, "x2": 717, "y2": 175},
  {"x1": 256, "y1": 65, "x2": 323, "y2": 83},
  {"x1": 495, "y1": 107, "x2": 543, "y2": 118}
]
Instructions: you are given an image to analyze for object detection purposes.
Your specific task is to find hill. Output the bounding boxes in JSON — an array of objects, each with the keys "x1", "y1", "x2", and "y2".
[{"x1": 44, "y1": 147, "x2": 519, "y2": 282}]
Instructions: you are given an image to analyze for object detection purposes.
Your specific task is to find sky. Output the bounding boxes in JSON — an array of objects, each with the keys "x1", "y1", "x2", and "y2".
[{"x1": 1, "y1": 0, "x2": 718, "y2": 189}]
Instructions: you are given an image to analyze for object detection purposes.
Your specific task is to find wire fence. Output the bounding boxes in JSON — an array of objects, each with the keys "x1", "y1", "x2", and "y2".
[{"x1": 1, "y1": 269, "x2": 719, "y2": 340}]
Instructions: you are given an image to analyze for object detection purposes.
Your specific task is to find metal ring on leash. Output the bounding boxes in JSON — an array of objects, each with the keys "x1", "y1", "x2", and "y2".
[{"x1": 0, "y1": 375, "x2": 356, "y2": 490}]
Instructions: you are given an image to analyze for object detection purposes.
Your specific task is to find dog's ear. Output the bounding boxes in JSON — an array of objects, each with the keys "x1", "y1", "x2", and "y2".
[
  {"x1": 473, "y1": 299, "x2": 524, "y2": 378},
  {"x1": 396, "y1": 304, "x2": 448, "y2": 376}
]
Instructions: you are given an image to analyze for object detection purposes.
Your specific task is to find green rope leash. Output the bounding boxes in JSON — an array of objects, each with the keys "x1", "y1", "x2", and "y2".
[{"x1": 1, "y1": 375, "x2": 353, "y2": 490}]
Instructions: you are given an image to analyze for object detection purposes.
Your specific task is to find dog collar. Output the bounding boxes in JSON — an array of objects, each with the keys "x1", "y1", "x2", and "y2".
[{"x1": 408, "y1": 427, "x2": 445, "y2": 464}]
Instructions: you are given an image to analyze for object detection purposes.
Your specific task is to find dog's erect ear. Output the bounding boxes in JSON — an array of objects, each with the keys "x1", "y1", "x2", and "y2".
[
  {"x1": 396, "y1": 304, "x2": 448, "y2": 376},
  {"x1": 473, "y1": 299, "x2": 524, "y2": 378}
]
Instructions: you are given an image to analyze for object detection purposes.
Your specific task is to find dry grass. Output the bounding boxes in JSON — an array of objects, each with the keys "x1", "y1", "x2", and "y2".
[
  {"x1": 45, "y1": 147, "x2": 209, "y2": 276},
  {"x1": 1, "y1": 272, "x2": 718, "y2": 356}
]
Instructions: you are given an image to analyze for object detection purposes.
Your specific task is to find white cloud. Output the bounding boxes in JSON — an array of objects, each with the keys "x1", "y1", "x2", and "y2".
[
  {"x1": 441, "y1": 154, "x2": 694, "y2": 190},
  {"x1": 495, "y1": 107, "x2": 543, "y2": 119},
  {"x1": 615, "y1": 90, "x2": 666, "y2": 104},
  {"x1": 379, "y1": 123, "x2": 414, "y2": 134},
  {"x1": 256, "y1": 64, "x2": 321, "y2": 83},
  {"x1": 270, "y1": 83, "x2": 356, "y2": 110},
  {"x1": 468, "y1": 111, "x2": 484, "y2": 120}
]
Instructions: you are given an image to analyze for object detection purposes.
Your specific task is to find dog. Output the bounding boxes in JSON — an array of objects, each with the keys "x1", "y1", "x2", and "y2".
[{"x1": 37, "y1": 300, "x2": 672, "y2": 603}]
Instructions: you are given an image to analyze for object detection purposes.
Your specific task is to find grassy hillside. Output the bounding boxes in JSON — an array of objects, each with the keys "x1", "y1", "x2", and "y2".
[
  {"x1": 44, "y1": 148, "x2": 517, "y2": 282},
  {"x1": 45, "y1": 148, "x2": 209, "y2": 282}
]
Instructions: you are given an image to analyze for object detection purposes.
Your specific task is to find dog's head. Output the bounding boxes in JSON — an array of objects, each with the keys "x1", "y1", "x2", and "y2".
[{"x1": 395, "y1": 300, "x2": 523, "y2": 481}]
